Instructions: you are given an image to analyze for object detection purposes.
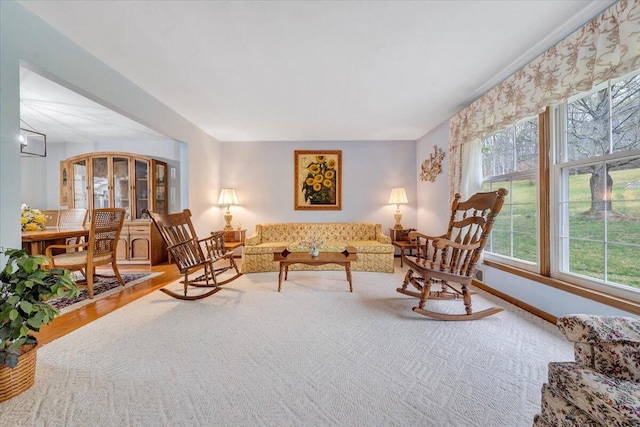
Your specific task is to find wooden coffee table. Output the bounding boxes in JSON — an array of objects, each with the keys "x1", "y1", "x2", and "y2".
[{"x1": 272, "y1": 246, "x2": 358, "y2": 292}]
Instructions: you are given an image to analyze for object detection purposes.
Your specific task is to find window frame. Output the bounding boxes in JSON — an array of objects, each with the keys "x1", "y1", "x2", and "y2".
[
  {"x1": 551, "y1": 102, "x2": 640, "y2": 302},
  {"x1": 481, "y1": 117, "x2": 541, "y2": 273}
]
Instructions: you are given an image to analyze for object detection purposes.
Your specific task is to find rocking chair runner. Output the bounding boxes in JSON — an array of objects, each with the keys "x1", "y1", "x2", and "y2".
[
  {"x1": 397, "y1": 188, "x2": 508, "y2": 321},
  {"x1": 145, "y1": 209, "x2": 242, "y2": 300}
]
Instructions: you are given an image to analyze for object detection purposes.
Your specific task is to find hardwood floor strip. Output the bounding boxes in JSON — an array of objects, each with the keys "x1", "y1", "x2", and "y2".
[{"x1": 36, "y1": 263, "x2": 181, "y2": 346}]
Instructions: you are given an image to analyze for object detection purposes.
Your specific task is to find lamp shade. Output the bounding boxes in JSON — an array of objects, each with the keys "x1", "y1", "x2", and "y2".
[
  {"x1": 388, "y1": 188, "x2": 408, "y2": 205},
  {"x1": 218, "y1": 188, "x2": 238, "y2": 206}
]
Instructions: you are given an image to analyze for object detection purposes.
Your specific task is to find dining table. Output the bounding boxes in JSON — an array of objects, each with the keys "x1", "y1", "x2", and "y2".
[{"x1": 21, "y1": 226, "x2": 90, "y2": 255}]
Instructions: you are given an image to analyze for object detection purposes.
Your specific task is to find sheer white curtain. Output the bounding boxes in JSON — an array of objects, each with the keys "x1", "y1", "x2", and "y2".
[
  {"x1": 448, "y1": 0, "x2": 640, "y2": 200},
  {"x1": 460, "y1": 139, "x2": 482, "y2": 198}
]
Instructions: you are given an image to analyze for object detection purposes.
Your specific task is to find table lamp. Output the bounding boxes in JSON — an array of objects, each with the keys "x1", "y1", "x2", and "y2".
[
  {"x1": 388, "y1": 187, "x2": 408, "y2": 230},
  {"x1": 218, "y1": 188, "x2": 238, "y2": 231}
]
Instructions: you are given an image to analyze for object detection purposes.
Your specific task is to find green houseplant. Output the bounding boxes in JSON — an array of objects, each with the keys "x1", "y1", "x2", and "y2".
[{"x1": 0, "y1": 248, "x2": 77, "y2": 400}]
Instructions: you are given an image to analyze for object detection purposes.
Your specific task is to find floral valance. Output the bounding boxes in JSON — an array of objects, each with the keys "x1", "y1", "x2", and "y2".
[
  {"x1": 450, "y1": 0, "x2": 640, "y2": 149},
  {"x1": 448, "y1": 0, "x2": 640, "y2": 197}
]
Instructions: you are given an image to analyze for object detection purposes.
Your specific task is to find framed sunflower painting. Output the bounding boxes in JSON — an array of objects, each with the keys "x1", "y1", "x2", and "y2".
[{"x1": 294, "y1": 150, "x2": 342, "y2": 210}]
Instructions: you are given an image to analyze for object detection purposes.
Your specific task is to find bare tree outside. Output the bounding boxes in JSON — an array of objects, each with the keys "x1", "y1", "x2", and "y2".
[
  {"x1": 482, "y1": 118, "x2": 539, "y2": 178},
  {"x1": 567, "y1": 74, "x2": 640, "y2": 216}
]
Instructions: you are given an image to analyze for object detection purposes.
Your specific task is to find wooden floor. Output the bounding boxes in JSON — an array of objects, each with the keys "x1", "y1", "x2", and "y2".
[{"x1": 35, "y1": 263, "x2": 182, "y2": 346}]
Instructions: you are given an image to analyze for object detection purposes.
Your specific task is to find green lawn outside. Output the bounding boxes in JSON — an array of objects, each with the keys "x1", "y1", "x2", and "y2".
[{"x1": 485, "y1": 167, "x2": 640, "y2": 289}]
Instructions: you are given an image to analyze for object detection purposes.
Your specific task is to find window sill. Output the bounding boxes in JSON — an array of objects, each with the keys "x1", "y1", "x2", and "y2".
[{"x1": 482, "y1": 260, "x2": 640, "y2": 316}]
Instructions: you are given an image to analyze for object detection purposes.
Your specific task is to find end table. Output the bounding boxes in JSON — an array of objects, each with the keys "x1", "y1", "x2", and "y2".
[
  {"x1": 389, "y1": 228, "x2": 416, "y2": 268},
  {"x1": 224, "y1": 229, "x2": 246, "y2": 256}
]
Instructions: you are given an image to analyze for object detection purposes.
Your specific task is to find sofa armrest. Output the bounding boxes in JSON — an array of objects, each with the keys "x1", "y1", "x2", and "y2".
[
  {"x1": 245, "y1": 234, "x2": 260, "y2": 246},
  {"x1": 557, "y1": 315, "x2": 640, "y2": 345},
  {"x1": 376, "y1": 231, "x2": 391, "y2": 244},
  {"x1": 243, "y1": 224, "x2": 262, "y2": 246}
]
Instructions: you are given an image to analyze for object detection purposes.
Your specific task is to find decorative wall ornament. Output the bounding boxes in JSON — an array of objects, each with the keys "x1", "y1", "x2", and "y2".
[{"x1": 419, "y1": 145, "x2": 445, "y2": 183}]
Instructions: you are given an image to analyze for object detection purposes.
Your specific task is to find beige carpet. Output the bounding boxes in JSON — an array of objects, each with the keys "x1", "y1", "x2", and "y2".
[{"x1": 0, "y1": 261, "x2": 573, "y2": 426}]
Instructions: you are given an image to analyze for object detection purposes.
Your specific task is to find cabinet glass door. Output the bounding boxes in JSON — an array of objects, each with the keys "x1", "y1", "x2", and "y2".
[
  {"x1": 112, "y1": 157, "x2": 130, "y2": 219},
  {"x1": 134, "y1": 159, "x2": 149, "y2": 219},
  {"x1": 72, "y1": 160, "x2": 88, "y2": 209},
  {"x1": 154, "y1": 162, "x2": 167, "y2": 214},
  {"x1": 92, "y1": 157, "x2": 110, "y2": 210}
]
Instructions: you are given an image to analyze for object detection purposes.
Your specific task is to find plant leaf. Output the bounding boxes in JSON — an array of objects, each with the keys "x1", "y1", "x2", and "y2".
[
  {"x1": 9, "y1": 337, "x2": 27, "y2": 349},
  {"x1": 27, "y1": 311, "x2": 45, "y2": 328},
  {"x1": 5, "y1": 353, "x2": 18, "y2": 368},
  {"x1": 20, "y1": 300, "x2": 33, "y2": 314}
]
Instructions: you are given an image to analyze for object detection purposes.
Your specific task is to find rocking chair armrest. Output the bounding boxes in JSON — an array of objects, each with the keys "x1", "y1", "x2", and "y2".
[
  {"x1": 201, "y1": 233, "x2": 227, "y2": 250},
  {"x1": 198, "y1": 234, "x2": 217, "y2": 244},
  {"x1": 433, "y1": 238, "x2": 480, "y2": 251},
  {"x1": 422, "y1": 267, "x2": 474, "y2": 285},
  {"x1": 408, "y1": 231, "x2": 446, "y2": 243},
  {"x1": 200, "y1": 233, "x2": 233, "y2": 257},
  {"x1": 166, "y1": 239, "x2": 196, "y2": 253}
]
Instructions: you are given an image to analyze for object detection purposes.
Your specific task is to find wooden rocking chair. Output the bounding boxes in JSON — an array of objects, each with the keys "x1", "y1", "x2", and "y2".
[
  {"x1": 397, "y1": 188, "x2": 508, "y2": 321},
  {"x1": 146, "y1": 209, "x2": 242, "y2": 300}
]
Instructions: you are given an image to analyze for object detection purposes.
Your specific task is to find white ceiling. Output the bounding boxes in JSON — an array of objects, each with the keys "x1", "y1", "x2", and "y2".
[
  {"x1": 19, "y1": 0, "x2": 615, "y2": 142},
  {"x1": 20, "y1": 67, "x2": 174, "y2": 145}
]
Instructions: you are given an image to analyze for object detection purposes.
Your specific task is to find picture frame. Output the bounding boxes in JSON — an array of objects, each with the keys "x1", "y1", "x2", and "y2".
[
  {"x1": 294, "y1": 150, "x2": 342, "y2": 210},
  {"x1": 60, "y1": 161, "x2": 68, "y2": 206},
  {"x1": 20, "y1": 128, "x2": 47, "y2": 157}
]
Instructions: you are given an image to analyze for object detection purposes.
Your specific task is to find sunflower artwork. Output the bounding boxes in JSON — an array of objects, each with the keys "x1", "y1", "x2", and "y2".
[{"x1": 295, "y1": 150, "x2": 342, "y2": 210}]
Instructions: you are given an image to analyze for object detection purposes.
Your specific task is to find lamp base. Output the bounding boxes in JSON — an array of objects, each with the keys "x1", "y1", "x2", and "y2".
[
  {"x1": 223, "y1": 212, "x2": 234, "y2": 231},
  {"x1": 393, "y1": 211, "x2": 403, "y2": 230}
]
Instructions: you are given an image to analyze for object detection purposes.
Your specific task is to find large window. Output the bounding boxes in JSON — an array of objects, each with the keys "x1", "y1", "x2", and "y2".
[
  {"x1": 479, "y1": 70, "x2": 640, "y2": 301},
  {"x1": 555, "y1": 71, "x2": 640, "y2": 295},
  {"x1": 481, "y1": 118, "x2": 539, "y2": 267}
]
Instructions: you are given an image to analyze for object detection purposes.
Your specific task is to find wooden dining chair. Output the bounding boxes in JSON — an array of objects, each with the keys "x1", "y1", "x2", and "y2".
[
  {"x1": 41, "y1": 210, "x2": 59, "y2": 227},
  {"x1": 57, "y1": 208, "x2": 88, "y2": 228},
  {"x1": 58, "y1": 208, "x2": 89, "y2": 243},
  {"x1": 146, "y1": 208, "x2": 242, "y2": 300},
  {"x1": 45, "y1": 208, "x2": 125, "y2": 299},
  {"x1": 397, "y1": 188, "x2": 508, "y2": 321}
]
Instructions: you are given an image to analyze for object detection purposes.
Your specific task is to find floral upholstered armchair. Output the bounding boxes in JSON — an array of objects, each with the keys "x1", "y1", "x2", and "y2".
[{"x1": 533, "y1": 314, "x2": 640, "y2": 427}]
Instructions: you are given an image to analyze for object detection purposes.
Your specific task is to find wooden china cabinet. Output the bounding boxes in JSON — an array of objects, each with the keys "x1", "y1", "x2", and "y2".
[{"x1": 62, "y1": 152, "x2": 168, "y2": 265}]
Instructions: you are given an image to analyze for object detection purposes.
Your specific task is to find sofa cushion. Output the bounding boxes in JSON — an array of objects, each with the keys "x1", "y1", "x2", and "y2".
[
  {"x1": 547, "y1": 362, "x2": 640, "y2": 427},
  {"x1": 345, "y1": 240, "x2": 395, "y2": 254},
  {"x1": 575, "y1": 341, "x2": 640, "y2": 383},
  {"x1": 243, "y1": 242, "x2": 291, "y2": 255},
  {"x1": 259, "y1": 223, "x2": 380, "y2": 242},
  {"x1": 538, "y1": 383, "x2": 600, "y2": 427},
  {"x1": 286, "y1": 240, "x2": 348, "y2": 253},
  {"x1": 532, "y1": 414, "x2": 554, "y2": 427},
  {"x1": 532, "y1": 414, "x2": 553, "y2": 427},
  {"x1": 557, "y1": 315, "x2": 640, "y2": 381}
]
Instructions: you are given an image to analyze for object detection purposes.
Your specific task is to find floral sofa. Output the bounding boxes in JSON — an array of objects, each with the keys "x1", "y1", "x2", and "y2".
[
  {"x1": 533, "y1": 314, "x2": 640, "y2": 427},
  {"x1": 241, "y1": 222, "x2": 394, "y2": 273}
]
